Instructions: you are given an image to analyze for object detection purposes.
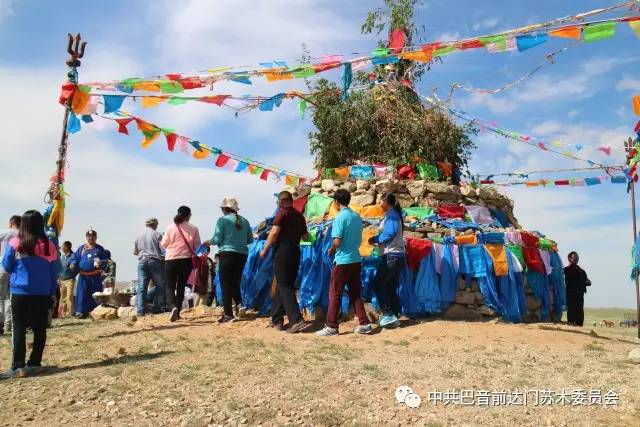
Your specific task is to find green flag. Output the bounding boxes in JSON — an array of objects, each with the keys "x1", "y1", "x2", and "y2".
[{"x1": 583, "y1": 22, "x2": 616, "y2": 43}]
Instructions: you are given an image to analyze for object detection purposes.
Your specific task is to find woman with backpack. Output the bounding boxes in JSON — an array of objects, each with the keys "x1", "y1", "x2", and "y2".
[
  {"x1": 161, "y1": 206, "x2": 201, "y2": 322},
  {"x1": 1, "y1": 210, "x2": 58, "y2": 378},
  {"x1": 205, "y1": 197, "x2": 253, "y2": 323}
]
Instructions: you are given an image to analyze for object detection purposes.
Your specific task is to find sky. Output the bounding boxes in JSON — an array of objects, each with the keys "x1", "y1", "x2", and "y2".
[{"x1": 0, "y1": 0, "x2": 639, "y2": 308}]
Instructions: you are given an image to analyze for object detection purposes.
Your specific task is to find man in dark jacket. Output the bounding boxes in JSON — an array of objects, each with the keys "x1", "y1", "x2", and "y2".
[{"x1": 564, "y1": 251, "x2": 591, "y2": 326}]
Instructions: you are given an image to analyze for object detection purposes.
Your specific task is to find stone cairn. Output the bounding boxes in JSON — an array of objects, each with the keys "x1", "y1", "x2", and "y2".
[{"x1": 289, "y1": 176, "x2": 554, "y2": 323}]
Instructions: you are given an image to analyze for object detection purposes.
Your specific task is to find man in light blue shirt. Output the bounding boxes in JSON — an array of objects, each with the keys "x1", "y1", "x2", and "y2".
[{"x1": 317, "y1": 189, "x2": 372, "y2": 336}]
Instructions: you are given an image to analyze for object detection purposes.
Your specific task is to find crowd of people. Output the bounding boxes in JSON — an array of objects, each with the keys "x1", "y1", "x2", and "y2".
[{"x1": 0, "y1": 190, "x2": 593, "y2": 378}]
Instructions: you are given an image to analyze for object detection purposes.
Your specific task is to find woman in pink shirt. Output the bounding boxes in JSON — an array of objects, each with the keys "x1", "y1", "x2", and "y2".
[{"x1": 161, "y1": 206, "x2": 201, "y2": 322}]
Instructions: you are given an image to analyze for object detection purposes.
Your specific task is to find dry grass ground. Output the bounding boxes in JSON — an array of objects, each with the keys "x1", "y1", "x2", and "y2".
[{"x1": 0, "y1": 307, "x2": 638, "y2": 427}]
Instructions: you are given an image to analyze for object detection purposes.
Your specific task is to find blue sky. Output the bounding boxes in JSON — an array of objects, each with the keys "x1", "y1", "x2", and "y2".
[{"x1": 0, "y1": 0, "x2": 639, "y2": 308}]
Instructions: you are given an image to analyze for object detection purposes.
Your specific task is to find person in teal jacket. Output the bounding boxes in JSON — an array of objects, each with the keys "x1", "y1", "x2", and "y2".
[
  {"x1": 2, "y1": 210, "x2": 59, "y2": 378},
  {"x1": 205, "y1": 197, "x2": 253, "y2": 323}
]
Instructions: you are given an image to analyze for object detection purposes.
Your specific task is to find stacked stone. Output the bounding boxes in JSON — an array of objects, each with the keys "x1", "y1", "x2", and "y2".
[{"x1": 308, "y1": 177, "x2": 520, "y2": 235}]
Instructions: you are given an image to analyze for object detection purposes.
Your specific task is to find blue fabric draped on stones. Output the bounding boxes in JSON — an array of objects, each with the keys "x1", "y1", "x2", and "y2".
[
  {"x1": 459, "y1": 245, "x2": 504, "y2": 315},
  {"x1": 549, "y1": 252, "x2": 567, "y2": 318},
  {"x1": 214, "y1": 266, "x2": 222, "y2": 306},
  {"x1": 497, "y1": 248, "x2": 524, "y2": 323},
  {"x1": 240, "y1": 240, "x2": 274, "y2": 315},
  {"x1": 479, "y1": 232, "x2": 505, "y2": 245},
  {"x1": 526, "y1": 270, "x2": 551, "y2": 321},
  {"x1": 295, "y1": 244, "x2": 315, "y2": 288},
  {"x1": 458, "y1": 245, "x2": 487, "y2": 277},
  {"x1": 361, "y1": 256, "x2": 381, "y2": 303},
  {"x1": 431, "y1": 218, "x2": 480, "y2": 231},
  {"x1": 299, "y1": 224, "x2": 333, "y2": 313},
  {"x1": 414, "y1": 253, "x2": 440, "y2": 313},
  {"x1": 439, "y1": 244, "x2": 458, "y2": 311},
  {"x1": 514, "y1": 268, "x2": 527, "y2": 319},
  {"x1": 398, "y1": 260, "x2": 420, "y2": 317}
]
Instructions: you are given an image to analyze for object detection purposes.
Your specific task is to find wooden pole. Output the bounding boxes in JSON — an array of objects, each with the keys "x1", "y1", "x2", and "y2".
[
  {"x1": 631, "y1": 181, "x2": 640, "y2": 339},
  {"x1": 46, "y1": 34, "x2": 86, "y2": 241},
  {"x1": 625, "y1": 137, "x2": 640, "y2": 339}
]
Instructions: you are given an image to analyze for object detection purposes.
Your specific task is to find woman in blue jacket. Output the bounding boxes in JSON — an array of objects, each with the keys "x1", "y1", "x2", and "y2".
[
  {"x1": 368, "y1": 193, "x2": 406, "y2": 328},
  {"x1": 2, "y1": 210, "x2": 58, "y2": 378}
]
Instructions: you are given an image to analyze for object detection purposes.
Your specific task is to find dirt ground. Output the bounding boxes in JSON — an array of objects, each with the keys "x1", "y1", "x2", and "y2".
[{"x1": 0, "y1": 307, "x2": 639, "y2": 427}]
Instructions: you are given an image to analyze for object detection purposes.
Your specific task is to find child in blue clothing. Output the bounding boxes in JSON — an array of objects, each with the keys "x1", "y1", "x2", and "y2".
[{"x1": 1, "y1": 210, "x2": 59, "y2": 378}]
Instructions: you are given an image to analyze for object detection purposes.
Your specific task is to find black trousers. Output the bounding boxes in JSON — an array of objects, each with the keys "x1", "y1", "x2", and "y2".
[
  {"x1": 371, "y1": 255, "x2": 403, "y2": 316},
  {"x1": 566, "y1": 291, "x2": 585, "y2": 326},
  {"x1": 11, "y1": 294, "x2": 50, "y2": 370},
  {"x1": 165, "y1": 258, "x2": 192, "y2": 312},
  {"x1": 219, "y1": 252, "x2": 247, "y2": 317},
  {"x1": 271, "y1": 244, "x2": 302, "y2": 325}
]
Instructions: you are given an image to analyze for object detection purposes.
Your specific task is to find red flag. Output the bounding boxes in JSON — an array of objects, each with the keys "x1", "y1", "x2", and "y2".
[
  {"x1": 59, "y1": 83, "x2": 77, "y2": 105},
  {"x1": 313, "y1": 61, "x2": 341, "y2": 73},
  {"x1": 260, "y1": 169, "x2": 270, "y2": 181},
  {"x1": 388, "y1": 29, "x2": 406, "y2": 53},
  {"x1": 555, "y1": 180, "x2": 570, "y2": 186},
  {"x1": 215, "y1": 153, "x2": 230, "y2": 167},
  {"x1": 166, "y1": 74, "x2": 181, "y2": 81},
  {"x1": 458, "y1": 39, "x2": 484, "y2": 50},
  {"x1": 115, "y1": 118, "x2": 134, "y2": 135},
  {"x1": 178, "y1": 77, "x2": 204, "y2": 90},
  {"x1": 199, "y1": 95, "x2": 230, "y2": 106},
  {"x1": 166, "y1": 133, "x2": 178, "y2": 151},
  {"x1": 634, "y1": 120, "x2": 640, "y2": 134}
]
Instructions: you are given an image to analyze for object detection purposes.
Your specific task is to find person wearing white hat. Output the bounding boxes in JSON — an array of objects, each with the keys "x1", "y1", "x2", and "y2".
[{"x1": 205, "y1": 197, "x2": 253, "y2": 323}]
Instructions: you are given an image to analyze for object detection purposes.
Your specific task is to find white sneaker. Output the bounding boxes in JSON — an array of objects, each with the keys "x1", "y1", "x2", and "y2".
[
  {"x1": 315, "y1": 326, "x2": 338, "y2": 337},
  {"x1": 353, "y1": 324, "x2": 373, "y2": 335}
]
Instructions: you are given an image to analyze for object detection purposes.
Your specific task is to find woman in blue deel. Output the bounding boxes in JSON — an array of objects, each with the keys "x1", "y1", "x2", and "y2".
[
  {"x1": 74, "y1": 228, "x2": 110, "y2": 318},
  {"x1": 368, "y1": 193, "x2": 406, "y2": 329}
]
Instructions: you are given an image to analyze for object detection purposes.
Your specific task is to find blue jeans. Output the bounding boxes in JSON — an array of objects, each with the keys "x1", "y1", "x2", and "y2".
[{"x1": 137, "y1": 258, "x2": 165, "y2": 315}]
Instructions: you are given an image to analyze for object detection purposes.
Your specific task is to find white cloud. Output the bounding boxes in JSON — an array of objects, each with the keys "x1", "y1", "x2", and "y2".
[
  {"x1": 463, "y1": 92, "x2": 518, "y2": 114},
  {"x1": 567, "y1": 109, "x2": 579, "y2": 119},
  {"x1": 472, "y1": 18, "x2": 499, "y2": 31},
  {"x1": 462, "y1": 56, "x2": 640, "y2": 115},
  {"x1": 616, "y1": 77, "x2": 640, "y2": 93},
  {"x1": 151, "y1": 0, "x2": 362, "y2": 72}
]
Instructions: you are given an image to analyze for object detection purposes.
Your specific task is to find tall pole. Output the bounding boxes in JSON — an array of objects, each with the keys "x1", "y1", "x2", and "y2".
[
  {"x1": 631, "y1": 183, "x2": 640, "y2": 339},
  {"x1": 625, "y1": 137, "x2": 640, "y2": 339},
  {"x1": 45, "y1": 34, "x2": 86, "y2": 244}
]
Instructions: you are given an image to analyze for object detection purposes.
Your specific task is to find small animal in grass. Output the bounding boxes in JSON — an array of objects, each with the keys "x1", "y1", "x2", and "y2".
[
  {"x1": 593, "y1": 321, "x2": 598, "y2": 327},
  {"x1": 601, "y1": 320, "x2": 614, "y2": 328}
]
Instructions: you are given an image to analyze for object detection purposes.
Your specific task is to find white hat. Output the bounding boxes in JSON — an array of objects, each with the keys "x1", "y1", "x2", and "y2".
[{"x1": 220, "y1": 197, "x2": 239, "y2": 211}]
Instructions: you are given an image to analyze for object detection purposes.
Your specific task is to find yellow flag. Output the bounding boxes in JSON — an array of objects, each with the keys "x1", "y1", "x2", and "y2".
[
  {"x1": 141, "y1": 96, "x2": 166, "y2": 108},
  {"x1": 207, "y1": 66, "x2": 233, "y2": 74},
  {"x1": 399, "y1": 49, "x2": 433, "y2": 62},
  {"x1": 629, "y1": 21, "x2": 640, "y2": 39},
  {"x1": 133, "y1": 81, "x2": 161, "y2": 92},
  {"x1": 141, "y1": 131, "x2": 161, "y2": 149},
  {"x1": 633, "y1": 95, "x2": 640, "y2": 116},
  {"x1": 551, "y1": 140, "x2": 564, "y2": 148},
  {"x1": 193, "y1": 148, "x2": 210, "y2": 160}
]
